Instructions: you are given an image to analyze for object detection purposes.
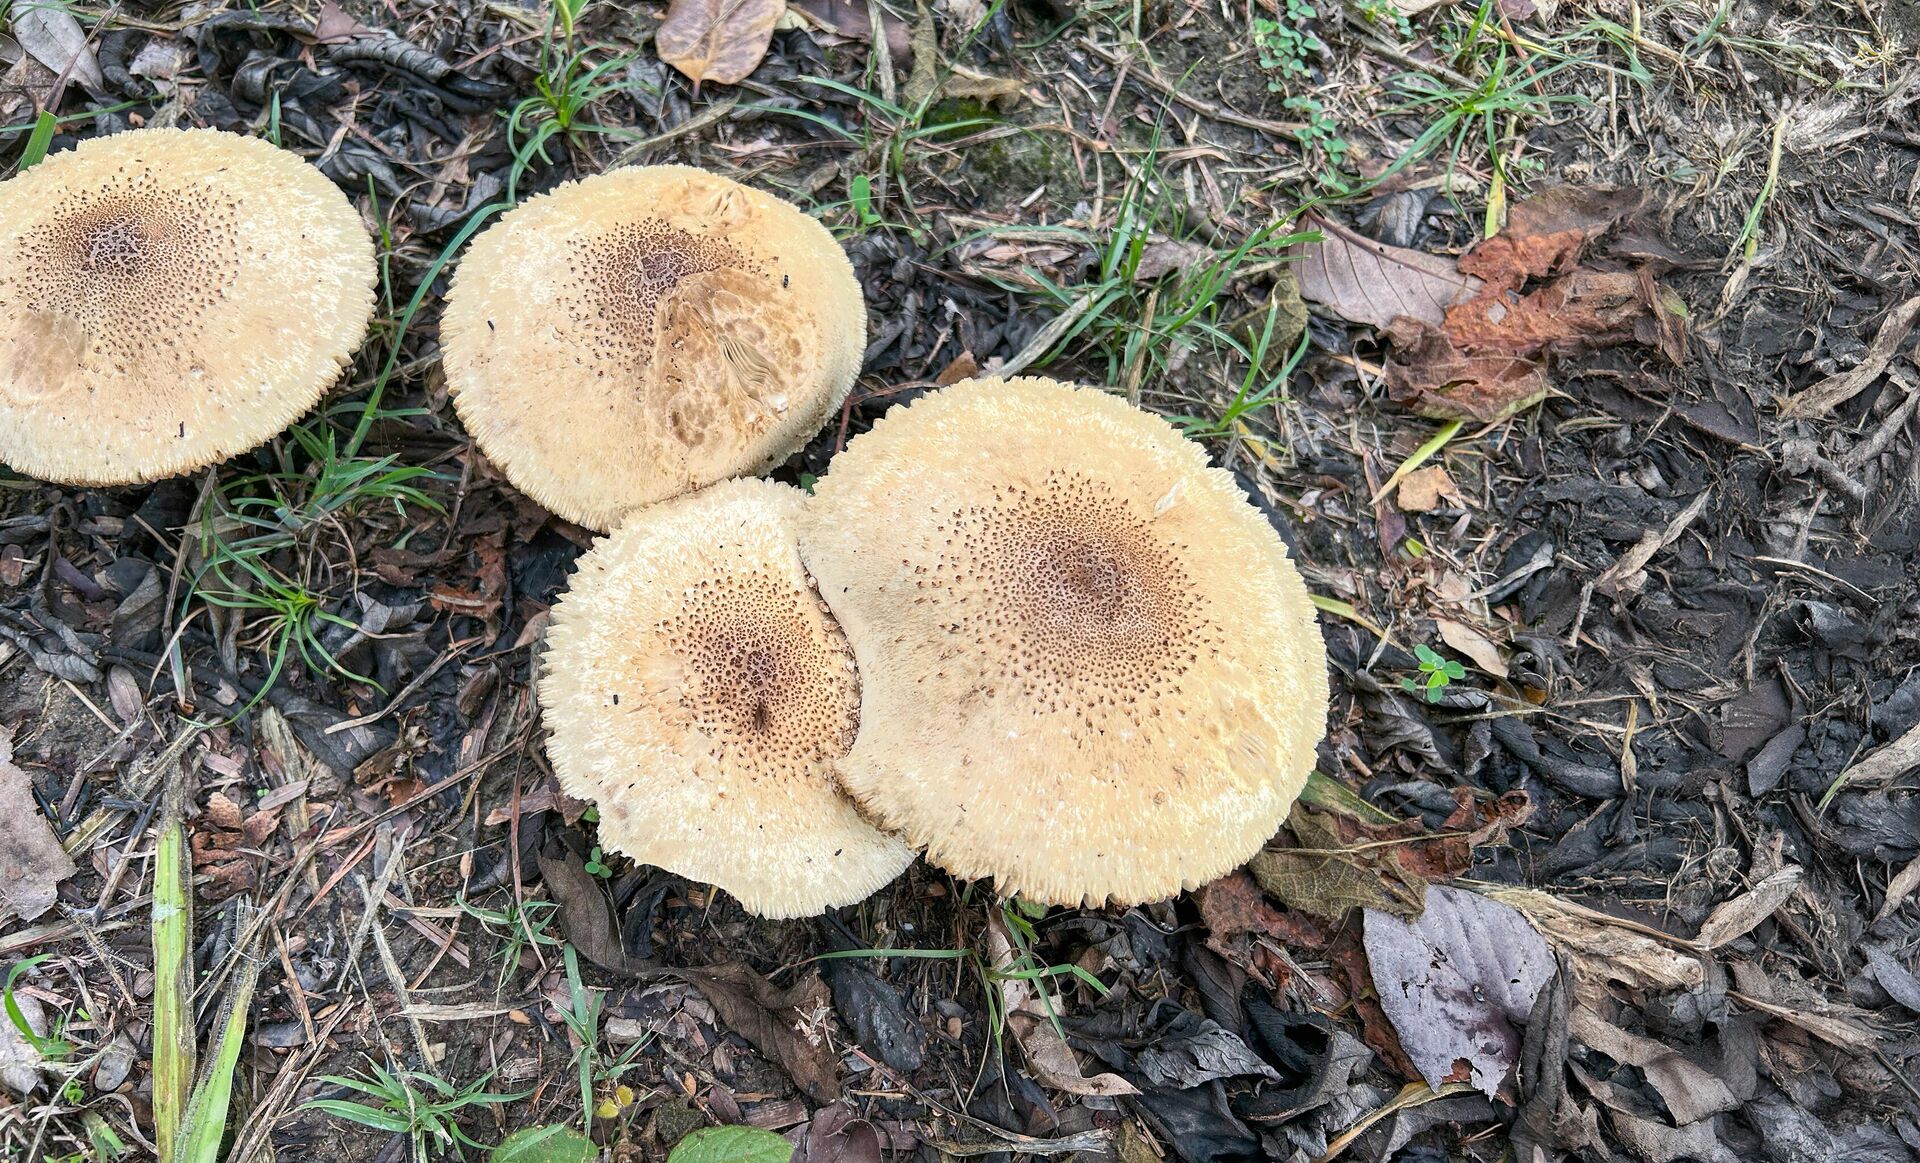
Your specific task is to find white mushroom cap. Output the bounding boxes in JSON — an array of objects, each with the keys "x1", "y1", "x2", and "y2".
[
  {"x1": 441, "y1": 165, "x2": 866, "y2": 531},
  {"x1": 540, "y1": 477, "x2": 910, "y2": 918},
  {"x1": 0, "y1": 128, "x2": 376, "y2": 485},
  {"x1": 798, "y1": 376, "x2": 1329, "y2": 907}
]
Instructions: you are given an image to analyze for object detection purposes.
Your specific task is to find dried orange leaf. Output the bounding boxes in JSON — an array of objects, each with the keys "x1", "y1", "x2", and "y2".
[{"x1": 656, "y1": 0, "x2": 784, "y2": 88}]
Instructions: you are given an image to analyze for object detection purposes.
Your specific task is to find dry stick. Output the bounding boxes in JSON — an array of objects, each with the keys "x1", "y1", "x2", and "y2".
[
  {"x1": 1840, "y1": 377, "x2": 1920, "y2": 473},
  {"x1": 333, "y1": 823, "x2": 412, "y2": 992},
  {"x1": 1078, "y1": 38, "x2": 1303, "y2": 138},
  {"x1": 361, "y1": 877, "x2": 437, "y2": 1068},
  {"x1": 1566, "y1": 489, "x2": 1713, "y2": 648},
  {"x1": 322, "y1": 636, "x2": 479, "y2": 734},
  {"x1": 1778, "y1": 295, "x2": 1920, "y2": 419},
  {"x1": 1830, "y1": 715, "x2": 1920, "y2": 791},
  {"x1": 610, "y1": 97, "x2": 741, "y2": 168}
]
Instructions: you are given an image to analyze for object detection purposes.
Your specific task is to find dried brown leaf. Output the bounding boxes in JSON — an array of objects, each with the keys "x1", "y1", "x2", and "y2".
[
  {"x1": 680, "y1": 963, "x2": 842, "y2": 1103},
  {"x1": 0, "y1": 729, "x2": 74, "y2": 925},
  {"x1": 1382, "y1": 317, "x2": 1551, "y2": 422},
  {"x1": 1695, "y1": 865, "x2": 1803, "y2": 950},
  {"x1": 1435, "y1": 618, "x2": 1508, "y2": 679},
  {"x1": 1248, "y1": 806, "x2": 1465, "y2": 922},
  {"x1": 656, "y1": 0, "x2": 784, "y2": 88},
  {"x1": 1294, "y1": 212, "x2": 1481, "y2": 330},
  {"x1": 1393, "y1": 465, "x2": 1461, "y2": 513},
  {"x1": 1568, "y1": 1007, "x2": 1738, "y2": 1124},
  {"x1": 986, "y1": 910, "x2": 1138, "y2": 1096}
]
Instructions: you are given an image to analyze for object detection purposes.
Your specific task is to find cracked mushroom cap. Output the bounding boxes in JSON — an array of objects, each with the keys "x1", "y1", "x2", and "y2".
[
  {"x1": 540, "y1": 477, "x2": 911, "y2": 918},
  {"x1": 0, "y1": 128, "x2": 376, "y2": 485},
  {"x1": 798, "y1": 376, "x2": 1329, "y2": 907},
  {"x1": 441, "y1": 165, "x2": 866, "y2": 531}
]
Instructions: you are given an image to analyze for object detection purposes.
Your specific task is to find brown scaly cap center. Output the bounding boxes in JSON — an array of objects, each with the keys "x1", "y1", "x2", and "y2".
[
  {"x1": 922, "y1": 470, "x2": 1222, "y2": 729},
  {"x1": 659, "y1": 568, "x2": 856, "y2": 780}
]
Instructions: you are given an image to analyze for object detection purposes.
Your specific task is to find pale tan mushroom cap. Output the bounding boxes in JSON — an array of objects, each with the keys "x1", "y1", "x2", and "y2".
[
  {"x1": 799, "y1": 377, "x2": 1329, "y2": 907},
  {"x1": 0, "y1": 128, "x2": 376, "y2": 485},
  {"x1": 540, "y1": 477, "x2": 911, "y2": 918},
  {"x1": 442, "y1": 165, "x2": 866, "y2": 531}
]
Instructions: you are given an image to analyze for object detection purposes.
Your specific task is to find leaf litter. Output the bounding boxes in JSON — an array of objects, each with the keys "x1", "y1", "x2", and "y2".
[{"x1": 6, "y1": 3, "x2": 1920, "y2": 1161}]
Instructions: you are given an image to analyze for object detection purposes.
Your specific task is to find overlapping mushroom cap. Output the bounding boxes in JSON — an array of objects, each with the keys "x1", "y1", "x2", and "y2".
[
  {"x1": 799, "y1": 377, "x2": 1328, "y2": 907},
  {"x1": 540, "y1": 477, "x2": 911, "y2": 918},
  {"x1": 0, "y1": 127, "x2": 376, "y2": 485},
  {"x1": 441, "y1": 165, "x2": 866, "y2": 531}
]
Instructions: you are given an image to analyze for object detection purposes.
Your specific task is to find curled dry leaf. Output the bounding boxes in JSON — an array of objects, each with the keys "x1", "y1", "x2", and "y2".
[
  {"x1": 0, "y1": 728, "x2": 76, "y2": 924},
  {"x1": 1347, "y1": 187, "x2": 1684, "y2": 422},
  {"x1": 1382, "y1": 317, "x2": 1551, "y2": 423},
  {"x1": 656, "y1": 0, "x2": 785, "y2": 89},
  {"x1": 1484, "y1": 886, "x2": 1703, "y2": 1008}
]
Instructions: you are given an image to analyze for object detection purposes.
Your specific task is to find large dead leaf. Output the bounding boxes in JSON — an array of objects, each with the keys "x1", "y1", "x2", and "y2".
[
  {"x1": 680, "y1": 963, "x2": 842, "y2": 1103},
  {"x1": 656, "y1": 0, "x2": 784, "y2": 88},
  {"x1": 1294, "y1": 213, "x2": 1481, "y2": 330},
  {"x1": 10, "y1": 0, "x2": 105, "y2": 93},
  {"x1": 1248, "y1": 803, "x2": 1470, "y2": 921},
  {"x1": 787, "y1": 0, "x2": 912, "y2": 65},
  {"x1": 1364, "y1": 885, "x2": 1556, "y2": 1097},
  {"x1": 0, "y1": 728, "x2": 76, "y2": 925},
  {"x1": 1485, "y1": 887, "x2": 1703, "y2": 1008},
  {"x1": 535, "y1": 834, "x2": 654, "y2": 977},
  {"x1": 1567, "y1": 1008, "x2": 1737, "y2": 1125},
  {"x1": 1360, "y1": 186, "x2": 1682, "y2": 422}
]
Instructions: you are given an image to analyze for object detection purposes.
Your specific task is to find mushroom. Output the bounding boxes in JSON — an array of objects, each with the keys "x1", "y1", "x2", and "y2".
[
  {"x1": 441, "y1": 165, "x2": 866, "y2": 531},
  {"x1": 798, "y1": 376, "x2": 1329, "y2": 907},
  {"x1": 540, "y1": 477, "x2": 911, "y2": 918},
  {"x1": 0, "y1": 128, "x2": 376, "y2": 485}
]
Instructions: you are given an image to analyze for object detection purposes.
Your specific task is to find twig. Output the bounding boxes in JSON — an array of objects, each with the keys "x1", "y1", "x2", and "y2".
[
  {"x1": 611, "y1": 97, "x2": 741, "y2": 168},
  {"x1": 1079, "y1": 38, "x2": 1303, "y2": 138}
]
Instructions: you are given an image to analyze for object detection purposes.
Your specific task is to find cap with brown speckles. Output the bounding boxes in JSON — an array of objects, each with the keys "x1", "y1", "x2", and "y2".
[
  {"x1": 0, "y1": 128, "x2": 376, "y2": 485},
  {"x1": 441, "y1": 166, "x2": 866, "y2": 532},
  {"x1": 798, "y1": 376, "x2": 1330, "y2": 908},
  {"x1": 540, "y1": 477, "x2": 910, "y2": 919}
]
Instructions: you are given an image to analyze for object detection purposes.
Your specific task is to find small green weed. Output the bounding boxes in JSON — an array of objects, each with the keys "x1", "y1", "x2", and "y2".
[
  {"x1": 558, "y1": 943, "x2": 649, "y2": 1140},
  {"x1": 504, "y1": 0, "x2": 645, "y2": 201},
  {"x1": 1284, "y1": 95, "x2": 1349, "y2": 171},
  {"x1": 5, "y1": 954, "x2": 75, "y2": 1062},
  {"x1": 975, "y1": 142, "x2": 1314, "y2": 405},
  {"x1": 301, "y1": 1058, "x2": 529, "y2": 1163},
  {"x1": 1352, "y1": 0, "x2": 1412, "y2": 41},
  {"x1": 1252, "y1": 1, "x2": 1324, "y2": 89},
  {"x1": 1402, "y1": 644, "x2": 1466, "y2": 702},
  {"x1": 582, "y1": 846, "x2": 613, "y2": 879},
  {"x1": 457, "y1": 896, "x2": 562, "y2": 989}
]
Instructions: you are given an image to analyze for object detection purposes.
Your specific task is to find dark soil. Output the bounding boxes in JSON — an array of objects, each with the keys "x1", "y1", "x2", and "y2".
[{"x1": 3, "y1": 0, "x2": 1919, "y2": 1161}]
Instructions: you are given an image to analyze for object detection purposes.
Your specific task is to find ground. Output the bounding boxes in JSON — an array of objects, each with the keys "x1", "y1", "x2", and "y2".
[{"x1": 2, "y1": 0, "x2": 1919, "y2": 1161}]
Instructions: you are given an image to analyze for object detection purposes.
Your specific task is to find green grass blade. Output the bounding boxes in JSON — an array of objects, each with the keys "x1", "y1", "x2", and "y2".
[
  {"x1": 171, "y1": 930, "x2": 264, "y2": 1163},
  {"x1": 20, "y1": 110, "x2": 58, "y2": 169},
  {"x1": 151, "y1": 781, "x2": 196, "y2": 1162}
]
